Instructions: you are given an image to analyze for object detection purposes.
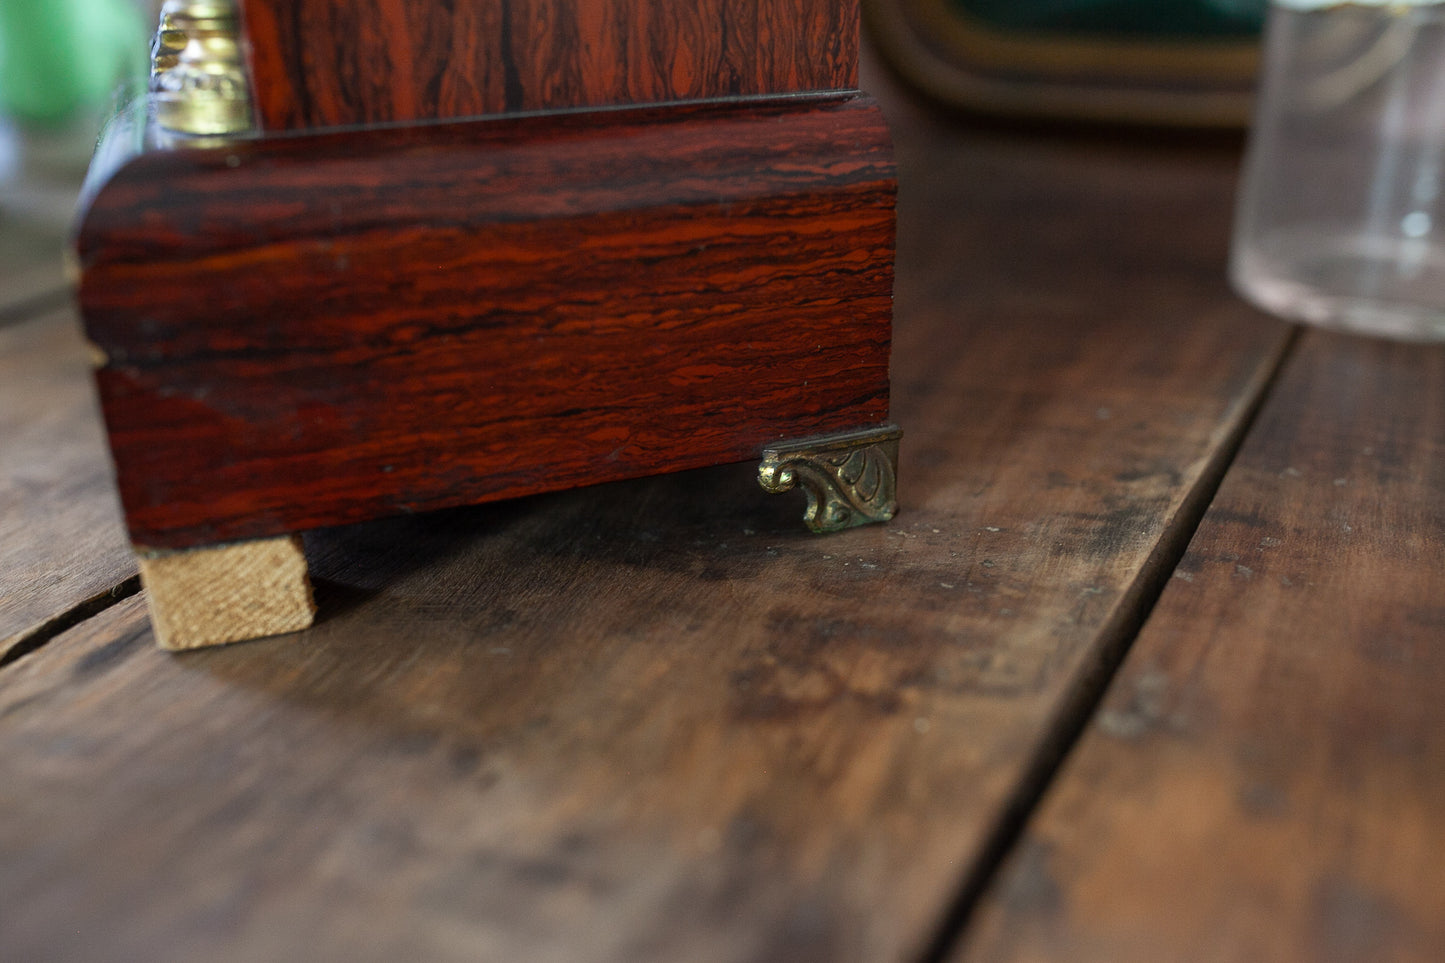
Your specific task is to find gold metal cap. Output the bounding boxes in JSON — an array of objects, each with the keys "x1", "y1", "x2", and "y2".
[{"x1": 150, "y1": 0, "x2": 253, "y2": 137}]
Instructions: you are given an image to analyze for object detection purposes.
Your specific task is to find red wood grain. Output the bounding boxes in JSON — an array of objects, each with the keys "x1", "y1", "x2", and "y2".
[
  {"x1": 76, "y1": 96, "x2": 895, "y2": 550},
  {"x1": 240, "y1": 0, "x2": 861, "y2": 132}
]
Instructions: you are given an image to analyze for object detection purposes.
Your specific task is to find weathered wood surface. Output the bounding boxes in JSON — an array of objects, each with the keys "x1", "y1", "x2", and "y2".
[
  {"x1": 961, "y1": 330, "x2": 1445, "y2": 962},
  {"x1": 77, "y1": 96, "x2": 895, "y2": 550},
  {"x1": 0, "y1": 73, "x2": 1294, "y2": 961},
  {"x1": 0, "y1": 215, "x2": 70, "y2": 323},
  {"x1": 242, "y1": 0, "x2": 860, "y2": 132},
  {"x1": 0, "y1": 304, "x2": 136, "y2": 660},
  {"x1": 0, "y1": 169, "x2": 136, "y2": 662}
]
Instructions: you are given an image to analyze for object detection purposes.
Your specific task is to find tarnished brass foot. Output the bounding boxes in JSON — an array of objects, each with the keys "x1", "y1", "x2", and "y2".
[{"x1": 758, "y1": 424, "x2": 901, "y2": 533}]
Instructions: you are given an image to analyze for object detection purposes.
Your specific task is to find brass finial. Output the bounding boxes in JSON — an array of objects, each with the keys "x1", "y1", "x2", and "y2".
[
  {"x1": 151, "y1": 20, "x2": 186, "y2": 76},
  {"x1": 150, "y1": 0, "x2": 253, "y2": 137}
]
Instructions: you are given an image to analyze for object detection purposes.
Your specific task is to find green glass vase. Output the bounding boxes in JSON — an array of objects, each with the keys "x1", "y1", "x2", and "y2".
[{"x1": 0, "y1": 0, "x2": 146, "y2": 127}]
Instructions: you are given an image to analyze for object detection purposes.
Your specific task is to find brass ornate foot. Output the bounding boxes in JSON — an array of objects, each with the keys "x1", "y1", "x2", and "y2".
[{"x1": 758, "y1": 424, "x2": 901, "y2": 533}]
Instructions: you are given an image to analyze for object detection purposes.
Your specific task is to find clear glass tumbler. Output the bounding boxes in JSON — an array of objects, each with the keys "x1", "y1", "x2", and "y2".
[{"x1": 1231, "y1": 0, "x2": 1445, "y2": 341}]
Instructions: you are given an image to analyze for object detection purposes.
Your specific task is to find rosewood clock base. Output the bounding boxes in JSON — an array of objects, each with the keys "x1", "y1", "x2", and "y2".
[
  {"x1": 76, "y1": 94, "x2": 899, "y2": 649},
  {"x1": 134, "y1": 424, "x2": 900, "y2": 651}
]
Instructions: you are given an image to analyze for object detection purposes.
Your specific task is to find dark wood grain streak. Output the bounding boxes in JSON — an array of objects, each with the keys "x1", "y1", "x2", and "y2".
[
  {"x1": 75, "y1": 96, "x2": 895, "y2": 549},
  {"x1": 961, "y1": 330, "x2": 1445, "y2": 962},
  {"x1": 240, "y1": 0, "x2": 861, "y2": 132}
]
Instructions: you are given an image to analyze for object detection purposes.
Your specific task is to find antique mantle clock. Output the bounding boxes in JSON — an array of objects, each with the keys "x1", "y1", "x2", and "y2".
[{"x1": 74, "y1": 0, "x2": 900, "y2": 649}]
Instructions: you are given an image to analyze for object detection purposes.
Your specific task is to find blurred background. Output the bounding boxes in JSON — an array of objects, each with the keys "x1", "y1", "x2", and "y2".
[
  {"x1": 0, "y1": 0, "x2": 1272, "y2": 232},
  {"x1": 864, "y1": 0, "x2": 1269, "y2": 128},
  {"x1": 0, "y1": 0, "x2": 149, "y2": 227}
]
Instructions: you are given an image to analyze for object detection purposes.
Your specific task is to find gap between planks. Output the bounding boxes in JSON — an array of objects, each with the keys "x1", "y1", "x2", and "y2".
[
  {"x1": 916, "y1": 324, "x2": 1303, "y2": 963},
  {"x1": 0, "y1": 576, "x2": 142, "y2": 669}
]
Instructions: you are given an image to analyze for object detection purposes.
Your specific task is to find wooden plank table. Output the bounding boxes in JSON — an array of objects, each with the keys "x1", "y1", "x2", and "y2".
[
  {"x1": 0, "y1": 215, "x2": 136, "y2": 663},
  {"x1": 1, "y1": 51, "x2": 1440, "y2": 962},
  {"x1": 962, "y1": 331, "x2": 1445, "y2": 961}
]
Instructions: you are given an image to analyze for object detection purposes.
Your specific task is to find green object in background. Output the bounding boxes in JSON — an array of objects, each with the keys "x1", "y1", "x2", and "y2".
[
  {"x1": 953, "y1": 0, "x2": 1267, "y2": 39},
  {"x1": 0, "y1": 0, "x2": 147, "y2": 126}
]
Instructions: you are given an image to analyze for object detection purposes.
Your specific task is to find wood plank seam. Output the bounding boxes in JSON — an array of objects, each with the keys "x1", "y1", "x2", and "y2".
[
  {"x1": 915, "y1": 326, "x2": 1302, "y2": 963},
  {"x1": 956, "y1": 329, "x2": 1445, "y2": 961},
  {"x1": 0, "y1": 575, "x2": 142, "y2": 669}
]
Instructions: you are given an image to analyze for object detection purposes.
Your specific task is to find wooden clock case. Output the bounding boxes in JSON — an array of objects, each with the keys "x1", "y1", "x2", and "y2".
[{"x1": 74, "y1": 0, "x2": 900, "y2": 648}]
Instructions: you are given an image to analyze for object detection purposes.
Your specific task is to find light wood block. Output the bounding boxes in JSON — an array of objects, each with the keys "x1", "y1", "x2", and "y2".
[{"x1": 136, "y1": 536, "x2": 315, "y2": 650}]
